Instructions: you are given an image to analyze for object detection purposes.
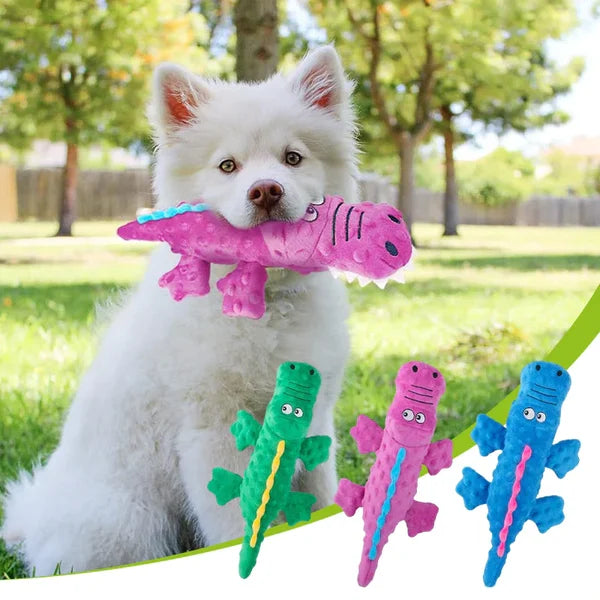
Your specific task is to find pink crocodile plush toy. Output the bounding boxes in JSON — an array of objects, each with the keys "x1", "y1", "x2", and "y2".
[
  {"x1": 335, "y1": 361, "x2": 453, "y2": 586},
  {"x1": 117, "y1": 195, "x2": 413, "y2": 319}
]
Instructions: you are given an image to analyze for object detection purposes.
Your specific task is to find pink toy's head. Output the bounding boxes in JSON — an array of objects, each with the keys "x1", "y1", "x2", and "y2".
[
  {"x1": 385, "y1": 361, "x2": 446, "y2": 446},
  {"x1": 313, "y1": 196, "x2": 413, "y2": 287}
]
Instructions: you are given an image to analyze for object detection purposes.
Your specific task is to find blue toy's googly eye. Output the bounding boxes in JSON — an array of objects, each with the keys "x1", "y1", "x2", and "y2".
[
  {"x1": 536, "y1": 412, "x2": 546, "y2": 423},
  {"x1": 523, "y1": 407, "x2": 535, "y2": 420}
]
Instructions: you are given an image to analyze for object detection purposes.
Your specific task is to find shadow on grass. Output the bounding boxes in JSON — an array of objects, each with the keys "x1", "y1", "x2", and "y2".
[{"x1": 422, "y1": 253, "x2": 600, "y2": 272}]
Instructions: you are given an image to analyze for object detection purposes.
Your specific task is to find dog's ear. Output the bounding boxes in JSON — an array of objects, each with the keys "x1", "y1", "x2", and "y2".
[
  {"x1": 149, "y1": 63, "x2": 211, "y2": 141},
  {"x1": 290, "y1": 46, "x2": 350, "y2": 115}
]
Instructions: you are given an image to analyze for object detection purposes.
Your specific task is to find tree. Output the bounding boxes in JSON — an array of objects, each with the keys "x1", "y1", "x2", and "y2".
[
  {"x1": 234, "y1": 0, "x2": 279, "y2": 82},
  {"x1": 434, "y1": 1, "x2": 583, "y2": 235},
  {"x1": 0, "y1": 0, "x2": 207, "y2": 235},
  {"x1": 310, "y1": 0, "x2": 582, "y2": 240},
  {"x1": 310, "y1": 0, "x2": 470, "y2": 240}
]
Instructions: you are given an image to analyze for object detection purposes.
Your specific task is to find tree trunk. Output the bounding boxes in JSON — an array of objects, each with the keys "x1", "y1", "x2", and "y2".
[
  {"x1": 233, "y1": 0, "x2": 278, "y2": 82},
  {"x1": 56, "y1": 142, "x2": 78, "y2": 236},
  {"x1": 441, "y1": 105, "x2": 459, "y2": 236},
  {"x1": 398, "y1": 133, "x2": 415, "y2": 242}
]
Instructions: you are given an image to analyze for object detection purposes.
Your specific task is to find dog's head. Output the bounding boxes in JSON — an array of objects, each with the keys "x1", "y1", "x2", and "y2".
[{"x1": 149, "y1": 46, "x2": 358, "y2": 228}]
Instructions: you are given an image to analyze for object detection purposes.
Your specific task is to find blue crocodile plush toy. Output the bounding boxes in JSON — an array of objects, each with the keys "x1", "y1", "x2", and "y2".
[{"x1": 456, "y1": 360, "x2": 581, "y2": 587}]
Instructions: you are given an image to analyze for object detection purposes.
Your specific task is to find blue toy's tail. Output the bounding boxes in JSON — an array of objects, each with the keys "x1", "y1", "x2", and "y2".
[{"x1": 483, "y1": 547, "x2": 508, "y2": 587}]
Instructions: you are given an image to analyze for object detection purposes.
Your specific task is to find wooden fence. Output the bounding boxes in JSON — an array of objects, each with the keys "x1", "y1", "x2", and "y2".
[{"x1": 10, "y1": 167, "x2": 600, "y2": 226}]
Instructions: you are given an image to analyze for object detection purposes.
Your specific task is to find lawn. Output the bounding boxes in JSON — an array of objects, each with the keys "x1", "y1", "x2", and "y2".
[{"x1": 1, "y1": 220, "x2": 599, "y2": 577}]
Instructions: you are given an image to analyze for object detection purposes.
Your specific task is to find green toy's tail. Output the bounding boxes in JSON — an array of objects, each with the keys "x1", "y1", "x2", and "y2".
[
  {"x1": 207, "y1": 468, "x2": 242, "y2": 505},
  {"x1": 239, "y1": 535, "x2": 261, "y2": 579}
]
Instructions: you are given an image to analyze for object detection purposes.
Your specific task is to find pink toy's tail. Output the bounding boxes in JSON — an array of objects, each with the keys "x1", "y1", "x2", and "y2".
[{"x1": 357, "y1": 551, "x2": 380, "y2": 587}]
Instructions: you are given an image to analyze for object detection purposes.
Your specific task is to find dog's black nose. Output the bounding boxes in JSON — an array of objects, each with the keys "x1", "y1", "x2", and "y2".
[{"x1": 248, "y1": 179, "x2": 284, "y2": 210}]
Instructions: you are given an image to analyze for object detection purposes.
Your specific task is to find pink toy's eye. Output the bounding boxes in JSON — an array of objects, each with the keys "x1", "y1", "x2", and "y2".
[
  {"x1": 311, "y1": 197, "x2": 326, "y2": 205},
  {"x1": 303, "y1": 206, "x2": 319, "y2": 222},
  {"x1": 402, "y1": 409, "x2": 414, "y2": 422},
  {"x1": 415, "y1": 412, "x2": 426, "y2": 424}
]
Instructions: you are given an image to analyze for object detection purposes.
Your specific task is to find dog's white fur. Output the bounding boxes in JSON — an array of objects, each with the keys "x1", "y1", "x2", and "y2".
[{"x1": 1, "y1": 46, "x2": 359, "y2": 575}]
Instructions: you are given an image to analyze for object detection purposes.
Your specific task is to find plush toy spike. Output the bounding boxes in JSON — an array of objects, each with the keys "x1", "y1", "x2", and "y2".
[
  {"x1": 456, "y1": 360, "x2": 580, "y2": 587},
  {"x1": 335, "y1": 362, "x2": 452, "y2": 587},
  {"x1": 117, "y1": 196, "x2": 413, "y2": 319},
  {"x1": 207, "y1": 362, "x2": 331, "y2": 578}
]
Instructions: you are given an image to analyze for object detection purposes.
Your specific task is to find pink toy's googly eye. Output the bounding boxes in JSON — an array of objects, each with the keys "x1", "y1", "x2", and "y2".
[{"x1": 303, "y1": 206, "x2": 319, "y2": 222}]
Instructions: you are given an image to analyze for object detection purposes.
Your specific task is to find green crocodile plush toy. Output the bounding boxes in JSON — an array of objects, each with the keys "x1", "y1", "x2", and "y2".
[{"x1": 207, "y1": 361, "x2": 331, "y2": 578}]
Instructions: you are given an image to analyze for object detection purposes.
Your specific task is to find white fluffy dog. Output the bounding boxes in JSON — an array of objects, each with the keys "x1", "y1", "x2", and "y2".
[{"x1": 1, "y1": 46, "x2": 359, "y2": 575}]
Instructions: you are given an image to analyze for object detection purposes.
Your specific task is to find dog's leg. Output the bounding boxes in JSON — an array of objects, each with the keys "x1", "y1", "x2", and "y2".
[{"x1": 178, "y1": 422, "x2": 251, "y2": 546}]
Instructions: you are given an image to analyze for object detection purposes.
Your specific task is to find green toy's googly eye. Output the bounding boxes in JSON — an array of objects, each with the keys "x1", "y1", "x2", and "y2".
[
  {"x1": 536, "y1": 412, "x2": 546, "y2": 423},
  {"x1": 523, "y1": 407, "x2": 535, "y2": 420},
  {"x1": 281, "y1": 403, "x2": 292, "y2": 415},
  {"x1": 294, "y1": 408, "x2": 304, "y2": 418}
]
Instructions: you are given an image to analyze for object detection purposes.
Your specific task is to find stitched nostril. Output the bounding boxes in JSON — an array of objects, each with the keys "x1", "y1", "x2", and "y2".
[{"x1": 385, "y1": 241, "x2": 399, "y2": 256}]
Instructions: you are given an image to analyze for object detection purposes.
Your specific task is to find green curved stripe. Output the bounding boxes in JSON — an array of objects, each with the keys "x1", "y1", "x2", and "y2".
[{"x1": 34, "y1": 285, "x2": 600, "y2": 578}]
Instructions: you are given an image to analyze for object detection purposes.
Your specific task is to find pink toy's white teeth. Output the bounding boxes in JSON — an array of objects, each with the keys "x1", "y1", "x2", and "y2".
[{"x1": 327, "y1": 266, "x2": 410, "y2": 288}]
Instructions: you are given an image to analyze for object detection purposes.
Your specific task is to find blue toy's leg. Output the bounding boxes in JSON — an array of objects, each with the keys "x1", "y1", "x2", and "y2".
[
  {"x1": 282, "y1": 491, "x2": 316, "y2": 526},
  {"x1": 472, "y1": 414, "x2": 506, "y2": 456},
  {"x1": 405, "y1": 501, "x2": 439, "y2": 537},
  {"x1": 483, "y1": 547, "x2": 508, "y2": 587},
  {"x1": 207, "y1": 468, "x2": 242, "y2": 506},
  {"x1": 530, "y1": 495, "x2": 565, "y2": 533},
  {"x1": 546, "y1": 439, "x2": 581, "y2": 478},
  {"x1": 456, "y1": 467, "x2": 490, "y2": 510},
  {"x1": 334, "y1": 479, "x2": 365, "y2": 517}
]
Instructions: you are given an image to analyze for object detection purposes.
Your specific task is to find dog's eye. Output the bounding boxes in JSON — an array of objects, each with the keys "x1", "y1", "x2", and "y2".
[
  {"x1": 285, "y1": 151, "x2": 302, "y2": 167},
  {"x1": 281, "y1": 403, "x2": 292, "y2": 415},
  {"x1": 219, "y1": 159, "x2": 237, "y2": 173},
  {"x1": 294, "y1": 408, "x2": 304, "y2": 418}
]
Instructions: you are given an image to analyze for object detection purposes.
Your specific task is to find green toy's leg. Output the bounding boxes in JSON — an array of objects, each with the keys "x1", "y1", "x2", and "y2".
[
  {"x1": 282, "y1": 491, "x2": 317, "y2": 526},
  {"x1": 207, "y1": 468, "x2": 242, "y2": 506}
]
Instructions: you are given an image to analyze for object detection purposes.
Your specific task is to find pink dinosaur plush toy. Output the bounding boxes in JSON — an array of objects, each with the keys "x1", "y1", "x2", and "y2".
[
  {"x1": 335, "y1": 361, "x2": 453, "y2": 586},
  {"x1": 117, "y1": 195, "x2": 413, "y2": 319}
]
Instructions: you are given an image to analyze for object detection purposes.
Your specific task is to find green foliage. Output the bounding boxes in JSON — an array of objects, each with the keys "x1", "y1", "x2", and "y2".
[
  {"x1": 534, "y1": 149, "x2": 600, "y2": 197},
  {"x1": 0, "y1": 0, "x2": 212, "y2": 151},
  {"x1": 458, "y1": 148, "x2": 535, "y2": 206}
]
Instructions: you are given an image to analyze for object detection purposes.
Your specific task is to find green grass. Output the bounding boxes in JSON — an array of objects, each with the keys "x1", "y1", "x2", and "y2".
[{"x1": 0, "y1": 221, "x2": 598, "y2": 577}]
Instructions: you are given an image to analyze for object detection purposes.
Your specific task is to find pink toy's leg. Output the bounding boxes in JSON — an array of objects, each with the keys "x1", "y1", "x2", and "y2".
[
  {"x1": 159, "y1": 256, "x2": 210, "y2": 301},
  {"x1": 334, "y1": 479, "x2": 365, "y2": 517},
  {"x1": 216, "y1": 262, "x2": 268, "y2": 319},
  {"x1": 405, "y1": 501, "x2": 439, "y2": 537},
  {"x1": 350, "y1": 415, "x2": 384, "y2": 454}
]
